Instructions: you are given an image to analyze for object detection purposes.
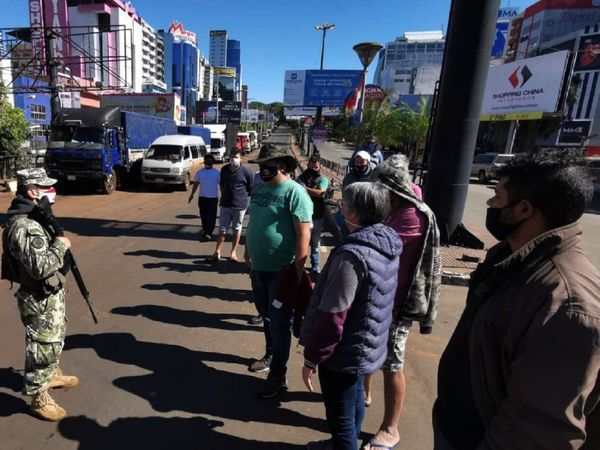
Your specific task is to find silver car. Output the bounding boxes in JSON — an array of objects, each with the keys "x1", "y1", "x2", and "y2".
[{"x1": 471, "y1": 153, "x2": 515, "y2": 183}]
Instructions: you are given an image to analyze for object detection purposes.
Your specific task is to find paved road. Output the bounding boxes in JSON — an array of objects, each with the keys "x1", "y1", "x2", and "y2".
[
  {"x1": 319, "y1": 141, "x2": 600, "y2": 268},
  {"x1": 0, "y1": 128, "x2": 467, "y2": 449}
]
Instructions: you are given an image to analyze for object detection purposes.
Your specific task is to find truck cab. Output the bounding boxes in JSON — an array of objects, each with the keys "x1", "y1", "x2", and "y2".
[{"x1": 203, "y1": 124, "x2": 228, "y2": 163}]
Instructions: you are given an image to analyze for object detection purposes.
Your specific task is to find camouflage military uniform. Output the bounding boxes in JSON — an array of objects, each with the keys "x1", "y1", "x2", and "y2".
[{"x1": 5, "y1": 214, "x2": 68, "y2": 396}]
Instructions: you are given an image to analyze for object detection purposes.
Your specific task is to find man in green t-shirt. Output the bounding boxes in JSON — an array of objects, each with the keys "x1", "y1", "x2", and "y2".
[{"x1": 244, "y1": 144, "x2": 313, "y2": 398}]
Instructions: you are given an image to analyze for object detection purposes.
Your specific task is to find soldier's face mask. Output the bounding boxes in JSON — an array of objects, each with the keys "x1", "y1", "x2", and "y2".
[{"x1": 33, "y1": 187, "x2": 56, "y2": 204}]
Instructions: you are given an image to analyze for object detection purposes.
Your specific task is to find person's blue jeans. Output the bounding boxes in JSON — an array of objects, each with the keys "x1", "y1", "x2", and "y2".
[
  {"x1": 318, "y1": 365, "x2": 365, "y2": 450},
  {"x1": 310, "y1": 218, "x2": 325, "y2": 272},
  {"x1": 249, "y1": 270, "x2": 280, "y2": 355},
  {"x1": 269, "y1": 299, "x2": 293, "y2": 379}
]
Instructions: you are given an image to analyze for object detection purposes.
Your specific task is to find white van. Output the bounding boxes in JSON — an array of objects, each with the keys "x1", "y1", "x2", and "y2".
[
  {"x1": 203, "y1": 124, "x2": 228, "y2": 163},
  {"x1": 141, "y1": 135, "x2": 207, "y2": 190}
]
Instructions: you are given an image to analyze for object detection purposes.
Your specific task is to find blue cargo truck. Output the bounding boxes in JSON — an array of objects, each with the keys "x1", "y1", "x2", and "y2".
[
  {"x1": 177, "y1": 125, "x2": 211, "y2": 146},
  {"x1": 45, "y1": 107, "x2": 177, "y2": 194}
]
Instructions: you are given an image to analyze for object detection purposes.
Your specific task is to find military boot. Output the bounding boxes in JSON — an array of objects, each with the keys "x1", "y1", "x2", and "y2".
[
  {"x1": 30, "y1": 390, "x2": 67, "y2": 421},
  {"x1": 47, "y1": 367, "x2": 79, "y2": 389}
]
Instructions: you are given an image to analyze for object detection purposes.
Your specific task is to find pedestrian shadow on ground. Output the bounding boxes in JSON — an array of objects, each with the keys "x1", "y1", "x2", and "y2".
[
  {"x1": 111, "y1": 305, "x2": 258, "y2": 333},
  {"x1": 0, "y1": 214, "x2": 203, "y2": 242},
  {"x1": 124, "y1": 249, "x2": 202, "y2": 260},
  {"x1": 64, "y1": 333, "x2": 327, "y2": 434},
  {"x1": 59, "y1": 415, "x2": 305, "y2": 450},
  {"x1": 175, "y1": 214, "x2": 199, "y2": 220},
  {"x1": 0, "y1": 392, "x2": 29, "y2": 417},
  {"x1": 142, "y1": 283, "x2": 251, "y2": 302},
  {"x1": 0, "y1": 367, "x2": 23, "y2": 392},
  {"x1": 142, "y1": 260, "x2": 250, "y2": 275}
]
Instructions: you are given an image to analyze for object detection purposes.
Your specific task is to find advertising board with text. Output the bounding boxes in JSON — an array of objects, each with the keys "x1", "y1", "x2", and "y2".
[
  {"x1": 100, "y1": 93, "x2": 182, "y2": 124},
  {"x1": 196, "y1": 101, "x2": 241, "y2": 124},
  {"x1": 284, "y1": 106, "x2": 341, "y2": 118},
  {"x1": 284, "y1": 70, "x2": 363, "y2": 107},
  {"x1": 242, "y1": 109, "x2": 259, "y2": 122},
  {"x1": 480, "y1": 50, "x2": 569, "y2": 120},
  {"x1": 558, "y1": 120, "x2": 591, "y2": 145},
  {"x1": 575, "y1": 34, "x2": 600, "y2": 71}
]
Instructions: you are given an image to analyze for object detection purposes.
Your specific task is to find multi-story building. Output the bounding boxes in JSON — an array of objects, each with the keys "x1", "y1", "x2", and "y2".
[
  {"x1": 209, "y1": 30, "x2": 227, "y2": 67},
  {"x1": 159, "y1": 22, "x2": 200, "y2": 123},
  {"x1": 66, "y1": 0, "x2": 164, "y2": 93},
  {"x1": 372, "y1": 31, "x2": 445, "y2": 96},
  {"x1": 199, "y1": 55, "x2": 213, "y2": 101},
  {"x1": 226, "y1": 39, "x2": 242, "y2": 101},
  {"x1": 515, "y1": 0, "x2": 600, "y2": 59}
]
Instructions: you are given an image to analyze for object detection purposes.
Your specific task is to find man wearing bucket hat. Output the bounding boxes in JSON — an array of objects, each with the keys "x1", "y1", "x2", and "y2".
[
  {"x1": 244, "y1": 144, "x2": 313, "y2": 398},
  {"x1": 2, "y1": 168, "x2": 78, "y2": 421}
]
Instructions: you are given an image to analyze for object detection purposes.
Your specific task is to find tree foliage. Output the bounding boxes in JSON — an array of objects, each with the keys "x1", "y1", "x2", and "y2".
[{"x1": 0, "y1": 84, "x2": 30, "y2": 170}]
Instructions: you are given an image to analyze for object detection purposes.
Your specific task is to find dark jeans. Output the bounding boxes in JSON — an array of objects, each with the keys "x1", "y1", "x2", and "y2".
[
  {"x1": 269, "y1": 297, "x2": 293, "y2": 378},
  {"x1": 249, "y1": 270, "x2": 279, "y2": 356},
  {"x1": 198, "y1": 196, "x2": 218, "y2": 236},
  {"x1": 318, "y1": 365, "x2": 365, "y2": 450}
]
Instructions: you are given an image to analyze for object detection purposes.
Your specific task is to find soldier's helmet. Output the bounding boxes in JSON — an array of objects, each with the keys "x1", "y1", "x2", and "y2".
[{"x1": 16, "y1": 168, "x2": 58, "y2": 188}]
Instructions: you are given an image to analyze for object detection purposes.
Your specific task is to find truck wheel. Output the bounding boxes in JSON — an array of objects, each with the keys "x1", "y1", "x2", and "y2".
[
  {"x1": 478, "y1": 170, "x2": 488, "y2": 184},
  {"x1": 180, "y1": 173, "x2": 191, "y2": 191},
  {"x1": 102, "y1": 169, "x2": 117, "y2": 194}
]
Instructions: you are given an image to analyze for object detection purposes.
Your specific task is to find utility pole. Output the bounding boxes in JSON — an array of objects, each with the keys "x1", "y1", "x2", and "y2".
[{"x1": 44, "y1": 26, "x2": 62, "y2": 126}]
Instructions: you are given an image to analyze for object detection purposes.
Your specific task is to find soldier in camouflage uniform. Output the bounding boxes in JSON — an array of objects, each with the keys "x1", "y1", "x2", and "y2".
[{"x1": 3, "y1": 168, "x2": 78, "y2": 421}]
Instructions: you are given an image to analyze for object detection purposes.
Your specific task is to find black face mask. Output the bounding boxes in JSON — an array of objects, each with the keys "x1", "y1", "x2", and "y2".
[
  {"x1": 354, "y1": 165, "x2": 369, "y2": 175},
  {"x1": 259, "y1": 164, "x2": 279, "y2": 182},
  {"x1": 485, "y1": 201, "x2": 525, "y2": 241}
]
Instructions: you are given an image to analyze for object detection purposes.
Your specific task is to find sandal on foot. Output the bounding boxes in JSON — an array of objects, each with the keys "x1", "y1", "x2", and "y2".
[{"x1": 365, "y1": 437, "x2": 396, "y2": 450}]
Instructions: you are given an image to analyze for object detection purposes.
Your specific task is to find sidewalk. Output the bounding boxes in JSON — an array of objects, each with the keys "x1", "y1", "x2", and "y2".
[{"x1": 289, "y1": 137, "x2": 491, "y2": 286}]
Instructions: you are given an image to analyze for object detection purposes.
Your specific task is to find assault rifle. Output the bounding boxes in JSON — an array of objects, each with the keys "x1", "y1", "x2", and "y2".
[{"x1": 32, "y1": 198, "x2": 99, "y2": 324}]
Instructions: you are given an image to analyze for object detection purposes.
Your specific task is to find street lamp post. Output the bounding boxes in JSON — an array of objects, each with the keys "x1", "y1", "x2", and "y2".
[
  {"x1": 353, "y1": 41, "x2": 382, "y2": 146},
  {"x1": 314, "y1": 23, "x2": 335, "y2": 126}
]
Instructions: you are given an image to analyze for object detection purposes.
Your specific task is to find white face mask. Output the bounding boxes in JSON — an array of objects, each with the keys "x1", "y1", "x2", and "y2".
[
  {"x1": 36, "y1": 188, "x2": 56, "y2": 204},
  {"x1": 231, "y1": 157, "x2": 241, "y2": 167}
]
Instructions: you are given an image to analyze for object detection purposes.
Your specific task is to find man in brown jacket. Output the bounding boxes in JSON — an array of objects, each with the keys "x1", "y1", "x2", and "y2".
[{"x1": 434, "y1": 152, "x2": 600, "y2": 450}]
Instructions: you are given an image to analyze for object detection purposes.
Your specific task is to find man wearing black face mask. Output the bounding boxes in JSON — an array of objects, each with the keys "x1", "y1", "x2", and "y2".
[
  {"x1": 343, "y1": 151, "x2": 375, "y2": 189},
  {"x1": 297, "y1": 155, "x2": 329, "y2": 273},
  {"x1": 244, "y1": 145, "x2": 313, "y2": 398},
  {"x1": 434, "y1": 152, "x2": 600, "y2": 450}
]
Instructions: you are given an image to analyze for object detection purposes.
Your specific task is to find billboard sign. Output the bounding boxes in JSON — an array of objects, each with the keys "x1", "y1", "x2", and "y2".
[
  {"x1": 168, "y1": 21, "x2": 197, "y2": 44},
  {"x1": 284, "y1": 70, "x2": 363, "y2": 107},
  {"x1": 196, "y1": 101, "x2": 241, "y2": 124},
  {"x1": 59, "y1": 91, "x2": 80, "y2": 108},
  {"x1": 498, "y1": 6, "x2": 519, "y2": 20},
  {"x1": 365, "y1": 84, "x2": 386, "y2": 101},
  {"x1": 242, "y1": 108, "x2": 259, "y2": 122},
  {"x1": 284, "y1": 106, "x2": 340, "y2": 117},
  {"x1": 214, "y1": 66, "x2": 237, "y2": 78},
  {"x1": 575, "y1": 34, "x2": 600, "y2": 71},
  {"x1": 558, "y1": 120, "x2": 591, "y2": 145},
  {"x1": 480, "y1": 50, "x2": 569, "y2": 119},
  {"x1": 100, "y1": 94, "x2": 182, "y2": 124}
]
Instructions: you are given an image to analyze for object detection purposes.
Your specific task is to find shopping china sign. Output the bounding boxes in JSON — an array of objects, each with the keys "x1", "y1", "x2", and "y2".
[
  {"x1": 168, "y1": 21, "x2": 197, "y2": 44},
  {"x1": 480, "y1": 51, "x2": 570, "y2": 121}
]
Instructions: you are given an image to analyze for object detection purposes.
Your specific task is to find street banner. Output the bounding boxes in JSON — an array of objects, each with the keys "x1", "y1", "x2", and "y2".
[
  {"x1": 480, "y1": 50, "x2": 569, "y2": 118},
  {"x1": 196, "y1": 101, "x2": 242, "y2": 124},
  {"x1": 558, "y1": 120, "x2": 591, "y2": 145},
  {"x1": 284, "y1": 70, "x2": 363, "y2": 107},
  {"x1": 575, "y1": 34, "x2": 600, "y2": 71}
]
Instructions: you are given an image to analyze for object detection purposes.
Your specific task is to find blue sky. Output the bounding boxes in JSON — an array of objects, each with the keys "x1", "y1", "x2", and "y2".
[{"x1": 1, "y1": 0, "x2": 535, "y2": 103}]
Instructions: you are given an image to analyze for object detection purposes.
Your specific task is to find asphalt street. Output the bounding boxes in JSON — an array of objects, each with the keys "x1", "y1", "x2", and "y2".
[{"x1": 0, "y1": 128, "x2": 468, "y2": 450}]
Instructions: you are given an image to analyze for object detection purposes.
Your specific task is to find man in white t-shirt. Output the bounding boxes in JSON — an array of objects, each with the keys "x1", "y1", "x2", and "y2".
[{"x1": 188, "y1": 154, "x2": 220, "y2": 241}]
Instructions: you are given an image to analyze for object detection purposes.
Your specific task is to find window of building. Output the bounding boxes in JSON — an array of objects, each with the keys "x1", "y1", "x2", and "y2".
[{"x1": 30, "y1": 104, "x2": 46, "y2": 121}]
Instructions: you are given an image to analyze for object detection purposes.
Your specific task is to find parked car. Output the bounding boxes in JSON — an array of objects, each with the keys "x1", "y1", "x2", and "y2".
[{"x1": 471, "y1": 152, "x2": 515, "y2": 183}]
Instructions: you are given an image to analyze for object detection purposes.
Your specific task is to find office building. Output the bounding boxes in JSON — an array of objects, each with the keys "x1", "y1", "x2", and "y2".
[
  {"x1": 373, "y1": 31, "x2": 445, "y2": 96},
  {"x1": 226, "y1": 39, "x2": 242, "y2": 101},
  {"x1": 209, "y1": 30, "x2": 227, "y2": 67}
]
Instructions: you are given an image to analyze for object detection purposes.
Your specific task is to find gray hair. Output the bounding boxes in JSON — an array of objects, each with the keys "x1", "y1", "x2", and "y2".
[
  {"x1": 342, "y1": 181, "x2": 390, "y2": 226},
  {"x1": 373, "y1": 154, "x2": 412, "y2": 190}
]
